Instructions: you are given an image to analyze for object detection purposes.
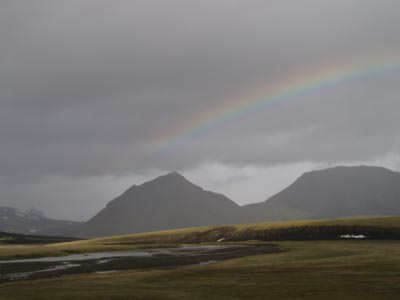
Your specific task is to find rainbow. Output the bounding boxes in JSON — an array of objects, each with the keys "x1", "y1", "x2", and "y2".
[{"x1": 150, "y1": 53, "x2": 400, "y2": 152}]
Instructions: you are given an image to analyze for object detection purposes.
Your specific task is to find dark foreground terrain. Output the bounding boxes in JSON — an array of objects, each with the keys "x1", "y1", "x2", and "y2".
[
  {"x1": 0, "y1": 216, "x2": 399, "y2": 300},
  {"x1": 0, "y1": 244, "x2": 280, "y2": 283},
  {"x1": 0, "y1": 240, "x2": 399, "y2": 300}
]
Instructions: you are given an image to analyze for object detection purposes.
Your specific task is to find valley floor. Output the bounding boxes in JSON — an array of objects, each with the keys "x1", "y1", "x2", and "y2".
[{"x1": 1, "y1": 240, "x2": 399, "y2": 300}]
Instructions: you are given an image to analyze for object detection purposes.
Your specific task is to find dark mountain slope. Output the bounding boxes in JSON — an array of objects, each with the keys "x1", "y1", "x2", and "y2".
[
  {"x1": 0, "y1": 207, "x2": 81, "y2": 236},
  {"x1": 241, "y1": 166, "x2": 400, "y2": 222},
  {"x1": 74, "y1": 166, "x2": 400, "y2": 237},
  {"x1": 75, "y1": 172, "x2": 241, "y2": 237}
]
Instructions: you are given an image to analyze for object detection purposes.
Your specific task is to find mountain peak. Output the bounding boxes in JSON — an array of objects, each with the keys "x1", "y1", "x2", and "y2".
[
  {"x1": 258, "y1": 165, "x2": 400, "y2": 219},
  {"x1": 150, "y1": 171, "x2": 194, "y2": 185},
  {"x1": 114, "y1": 172, "x2": 199, "y2": 204},
  {"x1": 75, "y1": 165, "x2": 400, "y2": 237},
  {"x1": 0, "y1": 206, "x2": 81, "y2": 235},
  {"x1": 303, "y1": 165, "x2": 394, "y2": 175},
  {"x1": 298, "y1": 165, "x2": 397, "y2": 182},
  {"x1": 164, "y1": 171, "x2": 185, "y2": 178},
  {"x1": 27, "y1": 207, "x2": 46, "y2": 219},
  {"x1": 75, "y1": 171, "x2": 240, "y2": 237}
]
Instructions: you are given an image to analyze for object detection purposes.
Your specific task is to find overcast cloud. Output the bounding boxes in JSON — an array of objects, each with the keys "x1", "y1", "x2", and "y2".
[{"x1": 1, "y1": 0, "x2": 400, "y2": 220}]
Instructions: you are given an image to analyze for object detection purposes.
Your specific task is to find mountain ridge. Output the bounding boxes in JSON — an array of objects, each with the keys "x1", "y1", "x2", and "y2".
[
  {"x1": 6, "y1": 166, "x2": 400, "y2": 237},
  {"x1": 240, "y1": 165, "x2": 400, "y2": 222},
  {"x1": 75, "y1": 171, "x2": 241, "y2": 237},
  {"x1": 0, "y1": 206, "x2": 81, "y2": 236},
  {"x1": 73, "y1": 165, "x2": 400, "y2": 237}
]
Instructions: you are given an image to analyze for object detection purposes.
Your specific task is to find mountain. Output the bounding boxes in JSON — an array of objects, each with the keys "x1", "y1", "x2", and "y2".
[
  {"x1": 0, "y1": 207, "x2": 81, "y2": 236},
  {"x1": 241, "y1": 166, "x2": 400, "y2": 222},
  {"x1": 75, "y1": 172, "x2": 241, "y2": 237},
  {"x1": 74, "y1": 166, "x2": 400, "y2": 237}
]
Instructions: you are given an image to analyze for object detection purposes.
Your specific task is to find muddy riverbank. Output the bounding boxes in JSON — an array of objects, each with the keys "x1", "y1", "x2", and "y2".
[{"x1": 0, "y1": 244, "x2": 281, "y2": 283}]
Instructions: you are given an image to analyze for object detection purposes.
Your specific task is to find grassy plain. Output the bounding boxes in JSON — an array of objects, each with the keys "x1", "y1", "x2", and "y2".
[
  {"x1": 0, "y1": 240, "x2": 399, "y2": 300},
  {"x1": 0, "y1": 216, "x2": 399, "y2": 299},
  {"x1": 0, "y1": 216, "x2": 399, "y2": 259}
]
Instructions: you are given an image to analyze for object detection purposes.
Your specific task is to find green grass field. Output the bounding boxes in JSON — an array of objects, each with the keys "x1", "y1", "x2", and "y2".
[
  {"x1": 1, "y1": 216, "x2": 399, "y2": 259},
  {"x1": 0, "y1": 240, "x2": 399, "y2": 300},
  {"x1": 0, "y1": 216, "x2": 399, "y2": 299}
]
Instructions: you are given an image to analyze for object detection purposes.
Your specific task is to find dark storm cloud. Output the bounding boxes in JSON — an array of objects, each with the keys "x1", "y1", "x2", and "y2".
[{"x1": 1, "y1": 0, "x2": 400, "y2": 219}]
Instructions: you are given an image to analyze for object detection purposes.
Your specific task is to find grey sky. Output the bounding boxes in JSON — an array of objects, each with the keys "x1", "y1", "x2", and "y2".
[{"x1": 1, "y1": 0, "x2": 400, "y2": 220}]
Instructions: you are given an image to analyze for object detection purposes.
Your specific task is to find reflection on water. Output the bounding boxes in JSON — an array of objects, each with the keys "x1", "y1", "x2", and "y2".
[{"x1": 0, "y1": 245, "x2": 231, "y2": 264}]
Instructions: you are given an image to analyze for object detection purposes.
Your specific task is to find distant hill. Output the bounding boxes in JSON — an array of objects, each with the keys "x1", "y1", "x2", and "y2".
[
  {"x1": 0, "y1": 231, "x2": 81, "y2": 245},
  {"x1": 241, "y1": 166, "x2": 400, "y2": 222},
  {"x1": 74, "y1": 166, "x2": 400, "y2": 237},
  {"x1": 0, "y1": 207, "x2": 81, "y2": 236},
  {"x1": 75, "y1": 172, "x2": 241, "y2": 237}
]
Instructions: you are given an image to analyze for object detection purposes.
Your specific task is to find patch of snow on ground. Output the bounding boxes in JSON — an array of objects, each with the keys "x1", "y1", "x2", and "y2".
[
  {"x1": 340, "y1": 234, "x2": 368, "y2": 239},
  {"x1": 198, "y1": 260, "x2": 217, "y2": 265},
  {"x1": 97, "y1": 259, "x2": 113, "y2": 264},
  {"x1": 15, "y1": 213, "x2": 27, "y2": 218}
]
